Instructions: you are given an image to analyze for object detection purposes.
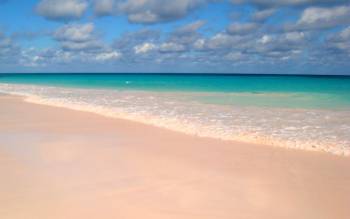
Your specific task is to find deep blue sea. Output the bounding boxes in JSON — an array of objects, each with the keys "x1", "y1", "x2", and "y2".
[{"x1": 1, "y1": 73, "x2": 350, "y2": 155}]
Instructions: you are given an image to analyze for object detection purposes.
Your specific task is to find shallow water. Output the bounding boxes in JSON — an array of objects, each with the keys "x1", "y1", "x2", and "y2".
[{"x1": 1, "y1": 79, "x2": 349, "y2": 156}]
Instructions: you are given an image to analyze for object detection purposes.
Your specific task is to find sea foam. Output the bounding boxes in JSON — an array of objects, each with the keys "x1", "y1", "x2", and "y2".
[{"x1": 1, "y1": 83, "x2": 349, "y2": 156}]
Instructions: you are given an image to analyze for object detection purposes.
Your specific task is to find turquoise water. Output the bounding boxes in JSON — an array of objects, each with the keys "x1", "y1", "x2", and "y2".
[
  {"x1": 1, "y1": 73, "x2": 350, "y2": 155},
  {"x1": 1, "y1": 73, "x2": 350, "y2": 109}
]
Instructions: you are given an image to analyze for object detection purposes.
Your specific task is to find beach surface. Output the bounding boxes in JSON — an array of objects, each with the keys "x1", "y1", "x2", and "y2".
[{"x1": 1, "y1": 94, "x2": 350, "y2": 219}]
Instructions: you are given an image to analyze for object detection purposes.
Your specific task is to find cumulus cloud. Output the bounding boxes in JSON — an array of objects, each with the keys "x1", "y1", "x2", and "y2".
[
  {"x1": 227, "y1": 22, "x2": 259, "y2": 35},
  {"x1": 0, "y1": 33, "x2": 20, "y2": 64},
  {"x1": 3, "y1": 0, "x2": 349, "y2": 73},
  {"x1": 18, "y1": 47, "x2": 123, "y2": 68},
  {"x1": 60, "y1": 41, "x2": 103, "y2": 51},
  {"x1": 164, "y1": 20, "x2": 206, "y2": 48},
  {"x1": 53, "y1": 23, "x2": 103, "y2": 51},
  {"x1": 0, "y1": 29, "x2": 122, "y2": 68},
  {"x1": 258, "y1": 34, "x2": 272, "y2": 44},
  {"x1": 254, "y1": 31, "x2": 307, "y2": 60},
  {"x1": 159, "y1": 42, "x2": 186, "y2": 52},
  {"x1": 35, "y1": 49, "x2": 75, "y2": 64},
  {"x1": 93, "y1": 0, "x2": 116, "y2": 16},
  {"x1": 231, "y1": 0, "x2": 348, "y2": 7},
  {"x1": 134, "y1": 42, "x2": 157, "y2": 54},
  {"x1": 206, "y1": 33, "x2": 243, "y2": 50},
  {"x1": 19, "y1": 48, "x2": 47, "y2": 67},
  {"x1": 225, "y1": 51, "x2": 248, "y2": 61},
  {"x1": 326, "y1": 26, "x2": 350, "y2": 54},
  {"x1": 95, "y1": 51, "x2": 122, "y2": 61},
  {"x1": 112, "y1": 22, "x2": 205, "y2": 63},
  {"x1": 54, "y1": 23, "x2": 95, "y2": 42},
  {"x1": 192, "y1": 30, "x2": 308, "y2": 63},
  {"x1": 124, "y1": 0, "x2": 205, "y2": 24},
  {"x1": 193, "y1": 38, "x2": 206, "y2": 50},
  {"x1": 174, "y1": 20, "x2": 206, "y2": 34},
  {"x1": 295, "y1": 5, "x2": 350, "y2": 29},
  {"x1": 114, "y1": 29, "x2": 160, "y2": 57},
  {"x1": 258, "y1": 32, "x2": 307, "y2": 49},
  {"x1": 252, "y1": 9, "x2": 276, "y2": 22},
  {"x1": 36, "y1": 0, "x2": 88, "y2": 21},
  {"x1": 330, "y1": 26, "x2": 350, "y2": 41},
  {"x1": 93, "y1": 0, "x2": 207, "y2": 24}
]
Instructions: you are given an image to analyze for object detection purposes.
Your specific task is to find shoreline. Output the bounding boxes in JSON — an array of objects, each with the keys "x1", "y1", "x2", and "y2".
[
  {"x1": 1, "y1": 94, "x2": 350, "y2": 218},
  {"x1": 20, "y1": 93, "x2": 350, "y2": 156},
  {"x1": 1, "y1": 84, "x2": 348, "y2": 156}
]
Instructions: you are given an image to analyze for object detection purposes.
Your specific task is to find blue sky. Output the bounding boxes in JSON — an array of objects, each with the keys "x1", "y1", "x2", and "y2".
[{"x1": 0, "y1": 0, "x2": 349, "y2": 74}]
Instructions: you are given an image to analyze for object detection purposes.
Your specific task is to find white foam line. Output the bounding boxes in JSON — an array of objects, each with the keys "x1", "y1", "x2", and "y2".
[
  {"x1": 24, "y1": 94, "x2": 350, "y2": 156},
  {"x1": 1, "y1": 83, "x2": 349, "y2": 156}
]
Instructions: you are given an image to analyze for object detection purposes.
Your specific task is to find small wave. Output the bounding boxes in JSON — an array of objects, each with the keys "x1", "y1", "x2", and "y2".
[{"x1": 1, "y1": 83, "x2": 349, "y2": 156}]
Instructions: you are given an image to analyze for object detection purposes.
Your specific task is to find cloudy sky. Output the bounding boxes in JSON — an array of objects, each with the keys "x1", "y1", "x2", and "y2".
[{"x1": 0, "y1": 0, "x2": 349, "y2": 74}]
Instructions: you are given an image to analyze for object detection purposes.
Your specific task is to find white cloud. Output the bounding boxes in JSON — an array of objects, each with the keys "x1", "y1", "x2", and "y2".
[
  {"x1": 94, "y1": 0, "x2": 207, "y2": 24},
  {"x1": 127, "y1": 11, "x2": 159, "y2": 24},
  {"x1": 54, "y1": 23, "x2": 95, "y2": 42},
  {"x1": 227, "y1": 23, "x2": 259, "y2": 35},
  {"x1": 335, "y1": 26, "x2": 350, "y2": 40},
  {"x1": 225, "y1": 51, "x2": 247, "y2": 61},
  {"x1": 134, "y1": 42, "x2": 157, "y2": 54},
  {"x1": 21, "y1": 55, "x2": 45, "y2": 67},
  {"x1": 94, "y1": 0, "x2": 116, "y2": 16},
  {"x1": 231, "y1": 0, "x2": 348, "y2": 7},
  {"x1": 95, "y1": 51, "x2": 122, "y2": 61},
  {"x1": 175, "y1": 20, "x2": 206, "y2": 34},
  {"x1": 61, "y1": 41, "x2": 103, "y2": 51},
  {"x1": 19, "y1": 47, "x2": 122, "y2": 67},
  {"x1": 284, "y1": 32, "x2": 305, "y2": 42},
  {"x1": 193, "y1": 38, "x2": 206, "y2": 50},
  {"x1": 159, "y1": 42, "x2": 186, "y2": 52},
  {"x1": 0, "y1": 33, "x2": 20, "y2": 64},
  {"x1": 53, "y1": 23, "x2": 104, "y2": 51},
  {"x1": 3, "y1": 0, "x2": 350, "y2": 73},
  {"x1": 256, "y1": 32, "x2": 307, "y2": 60},
  {"x1": 327, "y1": 26, "x2": 350, "y2": 54},
  {"x1": 36, "y1": 0, "x2": 88, "y2": 21},
  {"x1": 258, "y1": 35, "x2": 273, "y2": 44},
  {"x1": 252, "y1": 9, "x2": 276, "y2": 22},
  {"x1": 296, "y1": 5, "x2": 350, "y2": 29},
  {"x1": 206, "y1": 33, "x2": 238, "y2": 49}
]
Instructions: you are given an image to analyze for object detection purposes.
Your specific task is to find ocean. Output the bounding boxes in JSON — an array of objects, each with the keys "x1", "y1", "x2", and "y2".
[{"x1": 1, "y1": 73, "x2": 350, "y2": 155}]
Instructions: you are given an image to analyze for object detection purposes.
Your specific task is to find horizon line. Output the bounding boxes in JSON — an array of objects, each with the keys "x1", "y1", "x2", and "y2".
[{"x1": 1, "y1": 72, "x2": 350, "y2": 77}]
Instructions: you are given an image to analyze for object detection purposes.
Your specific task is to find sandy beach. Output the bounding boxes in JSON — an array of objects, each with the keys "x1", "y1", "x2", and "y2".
[{"x1": 1, "y1": 94, "x2": 350, "y2": 219}]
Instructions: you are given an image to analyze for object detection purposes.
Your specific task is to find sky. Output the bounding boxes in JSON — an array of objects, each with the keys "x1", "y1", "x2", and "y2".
[{"x1": 0, "y1": 0, "x2": 349, "y2": 74}]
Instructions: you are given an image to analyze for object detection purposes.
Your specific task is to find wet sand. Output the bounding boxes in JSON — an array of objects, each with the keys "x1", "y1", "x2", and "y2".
[{"x1": 1, "y1": 94, "x2": 350, "y2": 219}]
